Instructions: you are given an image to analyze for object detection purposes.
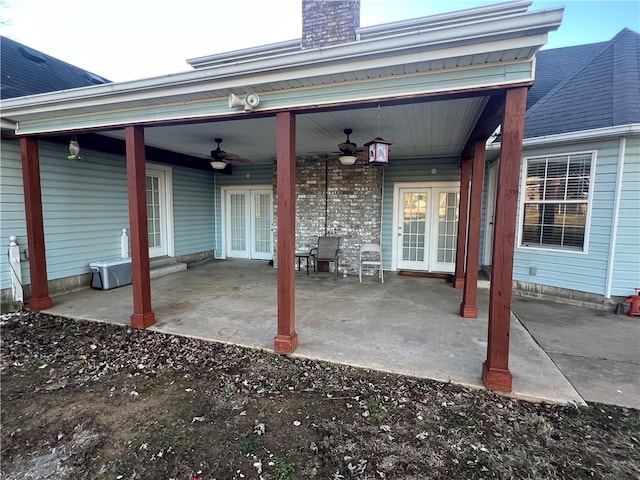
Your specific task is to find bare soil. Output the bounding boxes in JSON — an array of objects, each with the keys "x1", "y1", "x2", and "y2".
[{"x1": 1, "y1": 310, "x2": 638, "y2": 479}]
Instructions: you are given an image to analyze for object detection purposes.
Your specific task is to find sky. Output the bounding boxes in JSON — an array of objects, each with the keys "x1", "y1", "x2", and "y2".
[{"x1": 1, "y1": 0, "x2": 638, "y2": 82}]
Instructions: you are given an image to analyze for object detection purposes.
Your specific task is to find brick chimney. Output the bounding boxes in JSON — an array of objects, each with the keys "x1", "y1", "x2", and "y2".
[{"x1": 301, "y1": 0, "x2": 361, "y2": 49}]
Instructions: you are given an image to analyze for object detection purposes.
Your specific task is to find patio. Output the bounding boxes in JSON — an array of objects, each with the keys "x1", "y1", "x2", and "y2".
[{"x1": 42, "y1": 260, "x2": 583, "y2": 405}]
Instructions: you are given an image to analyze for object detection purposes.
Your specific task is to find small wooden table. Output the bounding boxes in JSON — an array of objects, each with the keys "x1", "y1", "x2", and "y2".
[{"x1": 295, "y1": 253, "x2": 312, "y2": 275}]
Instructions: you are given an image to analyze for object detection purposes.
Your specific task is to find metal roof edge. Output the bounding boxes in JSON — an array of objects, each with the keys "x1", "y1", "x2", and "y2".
[
  {"x1": 0, "y1": 6, "x2": 562, "y2": 118},
  {"x1": 357, "y1": 0, "x2": 533, "y2": 40},
  {"x1": 486, "y1": 124, "x2": 640, "y2": 151}
]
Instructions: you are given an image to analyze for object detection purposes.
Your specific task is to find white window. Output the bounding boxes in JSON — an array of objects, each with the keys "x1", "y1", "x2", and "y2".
[{"x1": 520, "y1": 152, "x2": 594, "y2": 252}]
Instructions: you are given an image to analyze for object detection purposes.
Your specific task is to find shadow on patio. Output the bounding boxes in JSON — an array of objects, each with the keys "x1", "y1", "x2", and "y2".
[{"x1": 43, "y1": 259, "x2": 583, "y2": 405}]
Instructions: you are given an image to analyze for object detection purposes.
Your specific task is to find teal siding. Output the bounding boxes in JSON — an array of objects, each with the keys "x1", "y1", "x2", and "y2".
[
  {"x1": 381, "y1": 157, "x2": 460, "y2": 269},
  {"x1": 0, "y1": 139, "x2": 219, "y2": 290},
  {"x1": 0, "y1": 140, "x2": 29, "y2": 288},
  {"x1": 172, "y1": 166, "x2": 215, "y2": 256},
  {"x1": 39, "y1": 142, "x2": 129, "y2": 280},
  {"x1": 611, "y1": 137, "x2": 640, "y2": 296},
  {"x1": 514, "y1": 139, "x2": 621, "y2": 296},
  {"x1": 213, "y1": 164, "x2": 274, "y2": 258}
]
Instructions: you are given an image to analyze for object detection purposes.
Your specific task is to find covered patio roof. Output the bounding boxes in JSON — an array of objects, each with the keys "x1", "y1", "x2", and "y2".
[
  {"x1": 1, "y1": 0, "x2": 564, "y2": 394},
  {"x1": 2, "y1": 0, "x2": 562, "y2": 166}
]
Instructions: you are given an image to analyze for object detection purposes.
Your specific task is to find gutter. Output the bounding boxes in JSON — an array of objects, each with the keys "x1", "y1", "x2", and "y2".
[
  {"x1": 1, "y1": 7, "x2": 563, "y2": 118},
  {"x1": 604, "y1": 137, "x2": 627, "y2": 298},
  {"x1": 486, "y1": 124, "x2": 640, "y2": 151}
]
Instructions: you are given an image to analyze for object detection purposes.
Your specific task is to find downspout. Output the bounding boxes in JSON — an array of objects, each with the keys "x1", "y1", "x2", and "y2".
[{"x1": 604, "y1": 136, "x2": 626, "y2": 298}]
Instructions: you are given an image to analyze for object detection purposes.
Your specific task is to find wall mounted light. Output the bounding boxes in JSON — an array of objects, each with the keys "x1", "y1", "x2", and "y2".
[{"x1": 68, "y1": 136, "x2": 81, "y2": 161}]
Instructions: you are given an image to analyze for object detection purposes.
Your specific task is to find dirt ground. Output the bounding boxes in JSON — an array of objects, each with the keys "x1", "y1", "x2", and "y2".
[{"x1": 1, "y1": 310, "x2": 638, "y2": 480}]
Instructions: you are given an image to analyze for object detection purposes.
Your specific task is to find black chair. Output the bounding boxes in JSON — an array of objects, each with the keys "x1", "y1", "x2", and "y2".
[{"x1": 310, "y1": 237, "x2": 341, "y2": 279}]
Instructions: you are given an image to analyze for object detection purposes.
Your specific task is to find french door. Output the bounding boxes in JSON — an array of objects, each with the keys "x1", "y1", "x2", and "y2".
[
  {"x1": 393, "y1": 183, "x2": 460, "y2": 273},
  {"x1": 224, "y1": 188, "x2": 273, "y2": 260},
  {"x1": 146, "y1": 166, "x2": 173, "y2": 258}
]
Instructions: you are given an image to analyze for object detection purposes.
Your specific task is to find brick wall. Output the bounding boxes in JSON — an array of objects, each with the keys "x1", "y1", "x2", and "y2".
[
  {"x1": 273, "y1": 157, "x2": 382, "y2": 274},
  {"x1": 301, "y1": 0, "x2": 360, "y2": 49}
]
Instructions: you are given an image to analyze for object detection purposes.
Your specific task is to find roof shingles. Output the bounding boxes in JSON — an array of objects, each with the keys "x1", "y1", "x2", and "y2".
[
  {"x1": 1, "y1": 36, "x2": 110, "y2": 100},
  {"x1": 525, "y1": 28, "x2": 640, "y2": 139}
]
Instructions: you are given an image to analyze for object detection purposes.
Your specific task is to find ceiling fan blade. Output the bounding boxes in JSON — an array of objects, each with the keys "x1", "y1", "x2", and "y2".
[
  {"x1": 227, "y1": 157, "x2": 253, "y2": 165},
  {"x1": 338, "y1": 142, "x2": 357, "y2": 153}
]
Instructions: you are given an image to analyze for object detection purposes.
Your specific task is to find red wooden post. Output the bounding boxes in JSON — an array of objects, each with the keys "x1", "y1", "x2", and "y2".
[
  {"x1": 460, "y1": 139, "x2": 486, "y2": 317},
  {"x1": 20, "y1": 137, "x2": 52, "y2": 311},
  {"x1": 274, "y1": 111, "x2": 298, "y2": 353},
  {"x1": 125, "y1": 126, "x2": 155, "y2": 329},
  {"x1": 453, "y1": 156, "x2": 471, "y2": 289},
  {"x1": 482, "y1": 87, "x2": 528, "y2": 392}
]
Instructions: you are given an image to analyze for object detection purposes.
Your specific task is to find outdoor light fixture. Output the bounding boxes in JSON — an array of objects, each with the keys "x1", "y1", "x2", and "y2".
[
  {"x1": 68, "y1": 136, "x2": 81, "y2": 161},
  {"x1": 210, "y1": 160, "x2": 228, "y2": 170},
  {"x1": 364, "y1": 137, "x2": 392, "y2": 165},
  {"x1": 338, "y1": 155, "x2": 357, "y2": 166},
  {"x1": 365, "y1": 105, "x2": 392, "y2": 165}
]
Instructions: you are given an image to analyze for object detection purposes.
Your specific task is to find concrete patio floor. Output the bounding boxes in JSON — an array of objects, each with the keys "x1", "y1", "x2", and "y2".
[{"x1": 42, "y1": 259, "x2": 583, "y2": 405}]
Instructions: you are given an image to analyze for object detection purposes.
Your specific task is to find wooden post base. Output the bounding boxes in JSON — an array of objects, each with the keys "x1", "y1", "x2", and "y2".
[
  {"x1": 28, "y1": 296, "x2": 53, "y2": 311},
  {"x1": 274, "y1": 333, "x2": 298, "y2": 354},
  {"x1": 482, "y1": 362, "x2": 512, "y2": 392},
  {"x1": 453, "y1": 277, "x2": 465, "y2": 289},
  {"x1": 130, "y1": 312, "x2": 156, "y2": 329},
  {"x1": 460, "y1": 302, "x2": 478, "y2": 318}
]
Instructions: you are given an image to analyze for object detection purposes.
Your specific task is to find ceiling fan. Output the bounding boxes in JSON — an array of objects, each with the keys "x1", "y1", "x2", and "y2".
[
  {"x1": 332, "y1": 128, "x2": 367, "y2": 165},
  {"x1": 208, "y1": 138, "x2": 252, "y2": 169}
]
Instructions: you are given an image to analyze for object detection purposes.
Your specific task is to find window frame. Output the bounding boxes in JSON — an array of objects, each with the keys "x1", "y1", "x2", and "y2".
[{"x1": 517, "y1": 150, "x2": 596, "y2": 254}]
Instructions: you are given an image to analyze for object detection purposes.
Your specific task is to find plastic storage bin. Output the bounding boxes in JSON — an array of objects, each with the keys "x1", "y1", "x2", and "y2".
[{"x1": 89, "y1": 257, "x2": 132, "y2": 290}]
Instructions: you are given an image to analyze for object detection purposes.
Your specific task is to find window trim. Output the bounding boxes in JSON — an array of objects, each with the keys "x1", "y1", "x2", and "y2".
[{"x1": 517, "y1": 150, "x2": 596, "y2": 254}]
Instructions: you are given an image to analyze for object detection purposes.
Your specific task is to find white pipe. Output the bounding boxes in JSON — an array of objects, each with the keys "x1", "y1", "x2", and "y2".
[
  {"x1": 380, "y1": 166, "x2": 385, "y2": 269},
  {"x1": 8, "y1": 236, "x2": 23, "y2": 305},
  {"x1": 605, "y1": 137, "x2": 626, "y2": 298},
  {"x1": 120, "y1": 228, "x2": 129, "y2": 258}
]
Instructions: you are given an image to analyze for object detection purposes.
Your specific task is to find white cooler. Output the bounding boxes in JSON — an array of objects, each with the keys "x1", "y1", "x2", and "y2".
[{"x1": 89, "y1": 257, "x2": 132, "y2": 290}]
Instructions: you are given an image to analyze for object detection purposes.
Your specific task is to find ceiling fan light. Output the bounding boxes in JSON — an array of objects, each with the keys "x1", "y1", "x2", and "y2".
[
  {"x1": 210, "y1": 160, "x2": 228, "y2": 170},
  {"x1": 339, "y1": 155, "x2": 357, "y2": 166}
]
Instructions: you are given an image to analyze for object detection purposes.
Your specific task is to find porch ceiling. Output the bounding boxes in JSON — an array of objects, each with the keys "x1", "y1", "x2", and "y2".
[
  {"x1": 1, "y1": 0, "x2": 562, "y2": 164},
  {"x1": 100, "y1": 96, "x2": 489, "y2": 165}
]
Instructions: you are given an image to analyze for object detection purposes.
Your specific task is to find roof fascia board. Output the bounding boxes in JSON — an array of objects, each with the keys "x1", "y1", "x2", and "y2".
[
  {"x1": 1, "y1": 7, "x2": 562, "y2": 117},
  {"x1": 187, "y1": 39, "x2": 301, "y2": 68},
  {"x1": 486, "y1": 124, "x2": 640, "y2": 151},
  {"x1": 188, "y1": 0, "x2": 533, "y2": 68},
  {"x1": 13, "y1": 62, "x2": 534, "y2": 136},
  {"x1": 358, "y1": 0, "x2": 532, "y2": 40},
  {"x1": 7, "y1": 35, "x2": 541, "y2": 124}
]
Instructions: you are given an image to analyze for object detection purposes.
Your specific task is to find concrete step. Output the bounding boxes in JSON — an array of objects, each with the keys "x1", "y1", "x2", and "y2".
[
  {"x1": 150, "y1": 257, "x2": 187, "y2": 279},
  {"x1": 150, "y1": 256, "x2": 178, "y2": 268}
]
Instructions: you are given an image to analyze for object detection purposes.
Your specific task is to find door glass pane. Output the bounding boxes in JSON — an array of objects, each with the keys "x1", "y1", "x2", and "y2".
[
  {"x1": 230, "y1": 194, "x2": 246, "y2": 251},
  {"x1": 146, "y1": 175, "x2": 161, "y2": 248},
  {"x1": 402, "y1": 192, "x2": 427, "y2": 262},
  {"x1": 253, "y1": 194, "x2": 271, "y2": 254},
  {"x1": 437, "y1": 191, "x2": 459, "y2": 264}
]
